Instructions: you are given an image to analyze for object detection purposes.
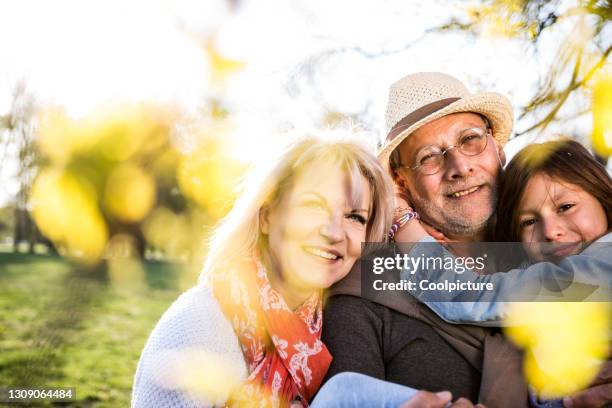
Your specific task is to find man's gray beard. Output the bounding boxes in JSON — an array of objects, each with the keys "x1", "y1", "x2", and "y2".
[{"x1": 411, "y1": 192, "x2": 497, "y2": 238}]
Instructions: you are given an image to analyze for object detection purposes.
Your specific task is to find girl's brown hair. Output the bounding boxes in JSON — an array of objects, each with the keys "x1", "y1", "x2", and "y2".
[{"x1": 495, "y1": 139, "x2": 612, "y2": 242}]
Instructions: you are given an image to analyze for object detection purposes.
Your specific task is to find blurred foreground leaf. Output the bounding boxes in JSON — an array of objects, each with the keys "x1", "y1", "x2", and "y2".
[{"x1": 505, "y1": 302, "x2": 610, "y2": 398}]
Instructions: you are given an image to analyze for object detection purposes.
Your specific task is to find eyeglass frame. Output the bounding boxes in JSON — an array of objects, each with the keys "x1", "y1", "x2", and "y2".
[{"x1": 397, "y1": 127, "x2": 493, "y2": 175}]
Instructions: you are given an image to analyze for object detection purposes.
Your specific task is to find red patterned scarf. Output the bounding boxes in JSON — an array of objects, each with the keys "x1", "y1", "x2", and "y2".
[{"x1": 211, "y1": 256, "x2": 332, "y2": 407}]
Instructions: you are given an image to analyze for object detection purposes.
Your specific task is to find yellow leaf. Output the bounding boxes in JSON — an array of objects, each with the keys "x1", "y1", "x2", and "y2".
[
  {"x1": 206, "y1": 38, "x2": 245, "y2": 84},
  {"x1": 505, "y1": 302, "x2": 610, "y2": 398},
  {"x1": 177, "y1": 138, "x2": 246, "y2": 218},
  {"x1": 104, "y1": 164, "x2": 156, "y2": 223},
  {"x1": 592, "y1": 72, "x2": 612, "y2": 157},
  {"x1": 154, "y1": 349, "x2": 244, "y2": 404},
  {"x1": 31, "y1": 169, "x2": 108, "y2": 264}
]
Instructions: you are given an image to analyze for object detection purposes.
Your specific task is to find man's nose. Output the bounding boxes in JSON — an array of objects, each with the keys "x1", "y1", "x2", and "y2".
[
  {"x1": 443, "y1": 147, "x2": 474, "y2": 180},
  {"x1": 319, "y1": 213, "x2": 344, "y2": 243},
  {"x1": 541, "y1": 216, "x2": 565, "y2": 241}
]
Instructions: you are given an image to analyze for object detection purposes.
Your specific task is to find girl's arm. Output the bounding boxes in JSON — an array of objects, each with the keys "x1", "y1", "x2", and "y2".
[{"x1": 397, "y1": 234, "x2": 612, "y2": 326}]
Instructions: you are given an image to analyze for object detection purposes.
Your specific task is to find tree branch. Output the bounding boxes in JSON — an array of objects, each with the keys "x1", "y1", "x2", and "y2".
[{"x1": 516, "y1": 44, "x2": 611, "y2": 135}]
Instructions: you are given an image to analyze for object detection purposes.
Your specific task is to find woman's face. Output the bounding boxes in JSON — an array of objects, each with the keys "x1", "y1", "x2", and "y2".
[
  {"x1": 517, "y1": 173, "x2": 607, "y2": 262},
  {"x1": 261, "y1": 163, "x2": 371, "y2": 293}
]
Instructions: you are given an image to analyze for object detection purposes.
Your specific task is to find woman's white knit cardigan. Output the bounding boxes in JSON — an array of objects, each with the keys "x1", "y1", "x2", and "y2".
[{"x1": 131, "y1": 285, "x2": 248, "y2": 407}]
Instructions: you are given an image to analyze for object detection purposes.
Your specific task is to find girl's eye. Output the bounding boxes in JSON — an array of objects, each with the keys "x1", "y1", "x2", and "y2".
[
  {"x1": 347, "y1": 213, "x2": 367, "y2": 225},
  {"x1": 558, "y1": 203, "x2": 575, "y2": 213},
  {"x1": 520, "y1": 218, "x2": 536, "y2": 228}
]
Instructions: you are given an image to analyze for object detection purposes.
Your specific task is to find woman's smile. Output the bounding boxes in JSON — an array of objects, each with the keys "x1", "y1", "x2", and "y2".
[
  {"x1": 540, "y1": 241, "x2": 582, "y2": 259},
  {"x1": 303, "y1": 245, "x2": 343, "y2": 262}
]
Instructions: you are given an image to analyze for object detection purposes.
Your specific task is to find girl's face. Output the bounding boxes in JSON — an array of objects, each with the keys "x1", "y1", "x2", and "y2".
[
  {"x1": 517, "y1": 173, "x2": 607, "y2": 262},
  {"x1": 261, "y1": 162, "x2": 371, "y2": 294}
]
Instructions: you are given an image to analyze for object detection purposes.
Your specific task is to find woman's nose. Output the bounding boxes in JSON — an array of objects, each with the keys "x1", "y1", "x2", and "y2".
[{"x1": 319, "y1": 214, "x2": 344, "y2": 243}]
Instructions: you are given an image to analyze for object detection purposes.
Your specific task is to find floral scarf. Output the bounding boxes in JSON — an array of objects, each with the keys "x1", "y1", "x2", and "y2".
[{"x1": 211, "y1": 256, "x2": 332, "y2": 407}]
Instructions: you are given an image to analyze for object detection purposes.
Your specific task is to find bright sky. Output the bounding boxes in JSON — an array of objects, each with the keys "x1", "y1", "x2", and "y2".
[{"x1": 0, "y1": 0, "x2": 594, "y2": 206}]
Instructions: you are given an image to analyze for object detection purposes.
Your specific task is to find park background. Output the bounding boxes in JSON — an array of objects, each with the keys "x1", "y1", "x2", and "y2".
[{"x1": 0, "y1": 0, "x2": 610, "y2": 406}]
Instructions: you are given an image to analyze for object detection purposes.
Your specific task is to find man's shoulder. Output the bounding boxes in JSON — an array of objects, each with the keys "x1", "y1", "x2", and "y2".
[
  {"x1": 328, "y1": 262, "x2": 362, "y2": 297},
  {"x1": 324, "y1": 294, "x2": 390, "y2": 317}
]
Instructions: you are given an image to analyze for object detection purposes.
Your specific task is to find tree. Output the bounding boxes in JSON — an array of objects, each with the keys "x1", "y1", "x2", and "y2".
[
  {"x1": 0, "y1": 81, "x2": 49, "y2": 252},
  {"x1": 437, "y1": 0, "x2": 611, "y2": 146}
]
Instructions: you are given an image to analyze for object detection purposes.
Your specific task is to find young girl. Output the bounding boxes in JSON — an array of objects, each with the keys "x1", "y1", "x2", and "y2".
[{"x1": 496, "y1": 139, "x2": 611, "y2": 260}]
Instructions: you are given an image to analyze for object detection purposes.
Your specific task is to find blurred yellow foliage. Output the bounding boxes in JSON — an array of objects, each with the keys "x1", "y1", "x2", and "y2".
[
  {"x1": 151, "y1": 149, "x2": 181, "y2": 183},
  {"x1": 207, "y1": 38, "x2": 245, "y2": 84},
  {"x1": 592, "y1": 71, "x2": 612, "y2": 157},
  {"x1": 156, "y1": 349, "x2": 243, "y2": 405},
  {"x1": 38, "y1": 108, "x2": 103, "y2": 163},
  {"x1": 34, "y1": 100, "x2": 245, "y2": 265},
  {"x1": 31, "y1": 168, "x2": 108, "y2": 263},
  {"x1": 505, "y1": 302, "x2": 610, "y2": 398},
  {"x1": 143, "y1": 207, "x2": 193, "y2": 258},
  {"x1": 106, "y1": 234, "x2": 146, "y2": 290},
  {"x1": 38, "y1": 104, "x2": 170, "y2": 163},
  {"x1": 32, "y1": 103, "x2": 181, "y2": 264},
  {"x1": 466, "y1": 1, "x2": 527, "y2": 38},
  {"x1": 95, "y1": 105, "x2": 170, "y2": 161},
  {"x1": 105, "y1": 164, "x2": 156, "y2": 223},
  {"x1": 177, "y1": 139, "x2": 246, "y2": 218}
]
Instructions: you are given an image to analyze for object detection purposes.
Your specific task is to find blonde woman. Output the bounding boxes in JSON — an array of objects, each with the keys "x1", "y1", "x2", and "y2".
[{"x1": 131, "y1": 135, "x2": 395, "y2": 407}]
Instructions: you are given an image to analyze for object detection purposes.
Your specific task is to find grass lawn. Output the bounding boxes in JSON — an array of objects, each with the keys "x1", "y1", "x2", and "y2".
[{"x1": 0, "y1": 253, "x2": 187, "y2": 407}]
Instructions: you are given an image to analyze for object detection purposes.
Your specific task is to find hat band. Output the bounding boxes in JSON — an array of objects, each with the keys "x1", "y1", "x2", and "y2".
[{"x1": 387, "y1": 97, "x2": 460, "y2": 142}]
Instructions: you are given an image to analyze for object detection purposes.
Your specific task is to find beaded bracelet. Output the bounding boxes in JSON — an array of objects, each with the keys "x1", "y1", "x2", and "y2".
[
  {"x1": 388, "y1": 210, "x2": 419, "y2": 241},
  {"x1": 394, "y1": 206, "x2": 414, "y2": 216}
]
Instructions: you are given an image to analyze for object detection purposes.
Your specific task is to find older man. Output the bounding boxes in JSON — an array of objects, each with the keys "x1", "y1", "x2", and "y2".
[
  {"x1": 322, "y1": 73, "x2": 611, "y2": 408},
  {"x1": 379, "y1": 72, "x2": 509, "y2": 244}
]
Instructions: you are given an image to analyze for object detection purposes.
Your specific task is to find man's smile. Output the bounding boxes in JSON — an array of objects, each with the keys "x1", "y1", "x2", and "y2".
[{"x1": 445, "y1": 185, "x2": 484, "y2": 199}]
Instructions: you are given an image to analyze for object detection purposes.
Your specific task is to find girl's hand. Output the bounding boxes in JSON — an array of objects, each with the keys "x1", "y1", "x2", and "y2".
[
  {"x1": 399, "y1": 390, "x2": 486, "y2": 408},
  {"x1": 420, "y1": 222, "x2": 448, "y2": 243},
  {"x1": 394, "y1": 185, "x2": 446, "y2": 243},
  {"x1": 394, "y1": 216, "x2": 428, "y2": 243},
  {"x1": 399, "y1": 391, "x2": 452, "y2": 408},
  {"x1": 393, "y1": 186, "x2": 427, "y2": 243}
]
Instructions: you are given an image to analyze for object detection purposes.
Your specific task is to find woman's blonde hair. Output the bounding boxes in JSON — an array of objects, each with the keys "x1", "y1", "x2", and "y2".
[{"x1": 201, "y1": 134, "x2": 394, "y2": 281}]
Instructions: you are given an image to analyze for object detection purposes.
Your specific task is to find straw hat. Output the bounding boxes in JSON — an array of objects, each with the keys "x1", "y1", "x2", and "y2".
[{"x1": 379, "y1": 72, "x2": 514, "y2": 170}]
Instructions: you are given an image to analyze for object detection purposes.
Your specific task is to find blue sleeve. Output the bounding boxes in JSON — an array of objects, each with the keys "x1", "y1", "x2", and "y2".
[{"x1": 400, "y1": 237, "x2": 612, "y2": 326}]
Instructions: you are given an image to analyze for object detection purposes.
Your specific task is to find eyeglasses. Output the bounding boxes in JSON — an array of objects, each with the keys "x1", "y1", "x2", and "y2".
[{"x1": 402, "y1": 127, "x2": 491, "y2": 175}]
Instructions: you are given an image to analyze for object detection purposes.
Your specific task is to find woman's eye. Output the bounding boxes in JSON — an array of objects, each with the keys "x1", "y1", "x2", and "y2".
[
  {"x1": 558, "y1": 203, "x2": 574, "y2": 213},
  {"x1": 347, "y1": 213, "x2": 367, "y2": 225},
  {"x1": 520, "y1": 218, "x2": 536, "y2": 228},
  {"x1": 303, "y1": 200, "x2": 325, "y2": 210}
]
